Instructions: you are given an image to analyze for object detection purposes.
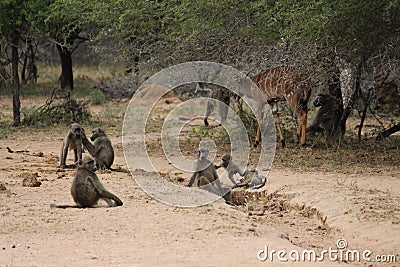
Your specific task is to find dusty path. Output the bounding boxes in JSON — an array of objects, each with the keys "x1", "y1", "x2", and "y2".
[
  {"x1": 0, "y1": 131, "x2": 398, "y2": 266},
  {"x1": 0, "y1": 90, "x2": 398, "y2": 266}
]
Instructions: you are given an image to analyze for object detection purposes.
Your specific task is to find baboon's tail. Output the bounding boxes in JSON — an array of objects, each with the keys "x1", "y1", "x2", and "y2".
[
  {"x1": 109, "y1": 167, "x2": 130, "y2": 173},
  {"x1": 50, "y1": 204, "x2": 79, "y2": 209},
  {"x1": 251, "y1": 177, "x2": 267, "y2": 190}
]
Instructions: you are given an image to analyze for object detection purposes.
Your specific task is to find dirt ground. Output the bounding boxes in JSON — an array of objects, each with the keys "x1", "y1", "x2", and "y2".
[{"x1": 0, "y1": 93, "x2": 399, "y2": 266}]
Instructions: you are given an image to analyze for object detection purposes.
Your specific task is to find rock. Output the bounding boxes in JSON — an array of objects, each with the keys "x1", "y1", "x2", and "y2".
[{"x1": 20, "y1": 172, "x2": 42, "y2": 187}]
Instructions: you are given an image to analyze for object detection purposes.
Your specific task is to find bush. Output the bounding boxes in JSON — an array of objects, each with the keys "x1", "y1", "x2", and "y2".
[
  {"x1": 22, "y1": 98, "x2": 91, "y2": 126},
  {"x1": 90, "y1": 89, "x2": 106, "y2": 105},
  {"x1": 91, "y1": 74, "x2": 138, "y2": 101}
]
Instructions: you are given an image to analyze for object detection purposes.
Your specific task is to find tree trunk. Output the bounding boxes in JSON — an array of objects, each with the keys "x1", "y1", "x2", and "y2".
[
  {"x1": 328, "y1": 72, "x2": 344, "y2": 138},
  {"x1": 339, "y1": 63, "x2": 362, "y2": 137},
  {"x1": 56, "y1": 43, "x2": 73, "y2": 92},
  {"x1": 28, "y1": 42, "x2": 37, "y2": 83},
  {"x1": 376, "y1": 123, "x2": 400, "y2": 141},
  {"x1": 21, "y1": 40, "x2": 37, "y2": 84},
  {"x1": 11, "y1": 31, "x2": 20, "y2": 126},
  {"x1": 133, "y1": 55, "x2": 140, "y2": 76},
  {"x1": 357, "y1": 89, "x2": 370, "y2": 141},
  {"x1": 21, "y1": 46, "x2": 28, "y2": 84}
]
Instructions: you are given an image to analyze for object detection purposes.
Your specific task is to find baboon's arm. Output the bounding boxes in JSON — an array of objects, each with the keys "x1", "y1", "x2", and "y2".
[
  {"x1": 214, "y1": 164, "x2": 222, "y2": 170},
  {"x1": 187, "y1": 173, "x2": 198, "y2": 187},
  {"x1": 82, "y1": 134, "x2": 96, "y2": 156},
  {"x1": 211, "y1": 168, "x2": 224, "y2": 196},
  {"x1": 59, "y1": 141, "x2": 69, "y2": 166}
]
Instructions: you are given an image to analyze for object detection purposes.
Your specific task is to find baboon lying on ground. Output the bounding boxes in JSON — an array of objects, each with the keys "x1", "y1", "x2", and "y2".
[
  {"x1": 82, "y1": 128, "x2": 114, "y2": 169},
  {"x1": 235, "y1": 169, "x2": 266, "y2": 190},
  {"x1": 187, "y1": 147, "x2": 224, "y2": 196},
  {"x1": 51, "y1": 156, "x2": 123, "y2": 208},
  {"x1": 216, "y1": 153, "x2": 266, "y2": 190},
  {"x1": 58, "y1": 123, "x2": 84, "y2": 169}
]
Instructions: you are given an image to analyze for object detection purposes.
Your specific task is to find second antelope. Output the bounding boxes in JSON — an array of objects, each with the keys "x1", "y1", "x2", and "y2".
[{"x1": 240, "y1": 66, "x2": 311, "y2": 147}]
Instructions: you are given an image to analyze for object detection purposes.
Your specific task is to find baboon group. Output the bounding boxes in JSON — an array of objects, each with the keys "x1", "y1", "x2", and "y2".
[
  {"x1": 54, "y1": 122, "x2": 266, "y2": 209},
  {"x1": 53, "y1": 123, "x2": 122, "y2": 208},
  {"x1": 53, "y1": 66, "x2": 340, "y2": 208},
  {"x1": 187, "y1": 147, "x2": 267, "y2": 203}
]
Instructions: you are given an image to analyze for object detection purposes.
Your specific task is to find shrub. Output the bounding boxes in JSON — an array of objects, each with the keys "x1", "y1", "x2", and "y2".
[{"x1": 90, "y1": 89, "x2": 106, "y2": 105}]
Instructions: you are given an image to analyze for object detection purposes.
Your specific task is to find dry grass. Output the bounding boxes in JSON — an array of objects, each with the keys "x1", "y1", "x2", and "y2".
[
  {"x1": 143, "y1": 94, "x2": 399, "y2": 177},
  {"x1": 1, "y1": 64, "x2": 398, "y2": 176},
  {"x1": 36, "y1": 63, "x2": 119, "y2": 84}
]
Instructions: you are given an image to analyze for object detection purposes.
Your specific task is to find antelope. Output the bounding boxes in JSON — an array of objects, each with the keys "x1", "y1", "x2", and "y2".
[{"x1": 239, "y1": 66, "x2": 311, "y2": 147}]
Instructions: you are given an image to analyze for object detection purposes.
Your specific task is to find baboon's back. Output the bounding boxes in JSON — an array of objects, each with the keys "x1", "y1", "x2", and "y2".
[{"x1": 71, "y1": 171, "x2": 99, "y2": 207}]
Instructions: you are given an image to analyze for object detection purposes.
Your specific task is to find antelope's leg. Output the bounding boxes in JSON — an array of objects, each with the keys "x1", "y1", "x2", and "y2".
[
  {"x1": 271, "y1": 103, "x2": 285, "y2": 148},
  {"x1": 274, "y1": 114, "x2": 285, "y2": 148},
  {"x1": 299, "y1": 111, "x2": 307, "y2": 146},
  {"x1": 255, "y1": 116, "x2": 262, "y2": 147},
  {"x1": 296, "y1": 112, "x2": 302, "y2": 144},
  {"x1": 254, "y1": 102, "x2": 264, "y2": 147}
]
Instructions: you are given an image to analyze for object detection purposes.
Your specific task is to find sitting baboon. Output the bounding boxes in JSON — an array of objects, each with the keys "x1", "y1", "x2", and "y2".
[
  {"x1": 82, "y1": 128, "x2": 114, "y2": 169},
  {"x1": 215, "y1": 154, "x2": 245, "y2": 186},
  {"x1": 58, "y1": 123, "x2": 84, "y2": 169},
  {"x1": 203, "y1": 84, "x2": 231, "y2": 127},
  {"x1": 187, "y1": 147, "x2": 224, "y2": 196},
  {"x1": 51, "y1": 156, "x2": 123, "y2": 208},
  {"x1": 307, "y1": 93, "x2": 342, "y2": 138},
  {"x1": 235, "y1": 169, "x2": 266, "y2": 190}
]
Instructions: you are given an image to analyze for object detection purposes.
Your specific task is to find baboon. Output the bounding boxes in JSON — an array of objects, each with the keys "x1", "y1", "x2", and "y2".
[
  {"x1": 187, "y1": 147, "x2": 224, "y2": 196},
  {"x1": 58, "y1": 123, "x2": 84, "y2": 169},
  {"x1": 307, "y1": 93, "x2": 342, "y2": 139},
  {"x1": 215, "y1": 154, "x2": 245, "y2": 186},
  {"x1": 235, "y1": 169, "x2": 266, "y2": 190},
  {"x1": 82, "y1": 128, "x2": 114, "y2": 169},
  {"x1": 216, "y1": 153, "x2": 266, "y2": 190},
  {"x1": 52, "y1": 156, "x2": 123, "y2": 208},
  {"x1": 203, "y1": 84, "x2": 231, "y2": 127}
]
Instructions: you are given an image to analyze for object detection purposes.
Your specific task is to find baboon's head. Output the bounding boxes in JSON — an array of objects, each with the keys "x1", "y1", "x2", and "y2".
[
  {"x1": 70, "y1": 123, "x2": 82, "y2": 138},
  {"x1": 198, "y1": 148, "x2": 209, "y2": 161},
  {"x1": 79, "y1": 156, "x2": 97, "y2": 172},
  {"x1": 313, "y1": 94, "x2": 330, "y2": 107},
  {"x1": 90, "y1": 128, "x2": 105, "y2": 141},
  {"x1": 220, "y1": 154, "x2": 231, "y2": 168}
]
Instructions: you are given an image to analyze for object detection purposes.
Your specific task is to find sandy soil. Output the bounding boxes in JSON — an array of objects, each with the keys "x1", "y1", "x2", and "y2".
[{"x1": 0, "y1": 93, "x2": 399, "y2": 266}]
